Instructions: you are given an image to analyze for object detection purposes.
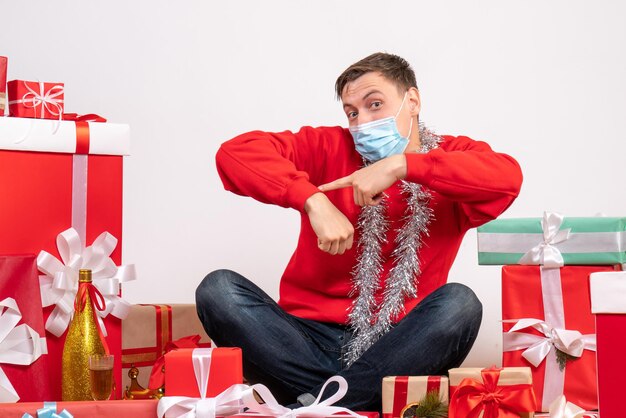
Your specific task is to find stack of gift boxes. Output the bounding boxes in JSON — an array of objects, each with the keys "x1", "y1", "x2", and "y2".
[
  {"x1": 0, "y1": 55, "x2": 134, "y2": 409},
  {"x1": 381, "y1": 212, "x2": 626, "y2": 418}
]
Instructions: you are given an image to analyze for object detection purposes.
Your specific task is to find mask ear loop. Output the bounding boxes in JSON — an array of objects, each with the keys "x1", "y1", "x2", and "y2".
[
  {"x1": 394, "y1": 92, "x2": 409, "y2": 118},
  {"x1": 395, "y1": 91, "x2": 413, "y2": 140}
]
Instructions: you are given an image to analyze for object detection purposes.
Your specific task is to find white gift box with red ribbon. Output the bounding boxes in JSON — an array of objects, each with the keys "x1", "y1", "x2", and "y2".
[{"x1": 0, "y1": 115, "x2": 130, "y2": 155}]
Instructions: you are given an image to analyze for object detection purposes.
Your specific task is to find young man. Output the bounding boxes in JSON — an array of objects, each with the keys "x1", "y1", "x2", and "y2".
[{"x1": 197, "y1": 52, "x2": 522, "y2": 411}]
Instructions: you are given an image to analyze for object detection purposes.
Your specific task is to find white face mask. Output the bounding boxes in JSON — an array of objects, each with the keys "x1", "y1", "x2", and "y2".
[{"x1": 348, "y1": 92, "x2": 413, "y2": 162}]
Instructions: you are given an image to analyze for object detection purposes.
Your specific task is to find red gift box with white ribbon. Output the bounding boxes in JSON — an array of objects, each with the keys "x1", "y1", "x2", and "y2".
[
  {"x1": 502, "y1": 265, "x2": 620, "y2": 412},
  {"x1": 0, "y1": 116, "x2": 132, "y2": 400},
  {"x1": 590, "y1": 270, "x2": 626, "y2": 418},
  {"x1": 164, "y1": 347, "x2": 242, "y2": 398},
  {"x1": 7, "y1": 80, "x2": 65, "y2": 120}
]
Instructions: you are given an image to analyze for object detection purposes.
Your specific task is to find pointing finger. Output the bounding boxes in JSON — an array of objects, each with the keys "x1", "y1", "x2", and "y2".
[{"x1": 318, "y1": 176, "x2": 353, "y2": 192}]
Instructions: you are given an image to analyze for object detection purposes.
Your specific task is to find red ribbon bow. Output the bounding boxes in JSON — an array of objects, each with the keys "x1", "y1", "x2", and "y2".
[
  {"x1": 74, "y1": 281, "x2": 110, "y2": 354},
  {"x1": 148, "y1": 334, "x2": 204, "y2": 389},
  {"x1": 449, "y1": 367, "x2": 536, "y2": 418}
]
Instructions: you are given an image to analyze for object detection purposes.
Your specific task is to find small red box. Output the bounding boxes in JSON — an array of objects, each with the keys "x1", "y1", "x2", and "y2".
[
  {"x1": 7, "y1": 79, "x2": 64, "y2": 119},
  {"x1": 164, "y1": 348, "x2": 242, "y2": 397}
]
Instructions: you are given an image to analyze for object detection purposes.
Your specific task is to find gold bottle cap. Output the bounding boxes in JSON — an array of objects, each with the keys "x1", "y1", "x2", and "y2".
[{"x1": 79, "y1": 269, "x2": 92, "y2": 283}]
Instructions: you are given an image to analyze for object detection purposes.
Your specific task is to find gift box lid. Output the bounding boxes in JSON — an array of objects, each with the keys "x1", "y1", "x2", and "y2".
[
  {"x1": 0, "y1": 116, "x2": 130, "y2": 155},
  {"x1": 448, "y1": 367, "x2": 532, "y2": 386},
  {"x1": 590, "y1": 271, "x2": 626, "y2": 313}
]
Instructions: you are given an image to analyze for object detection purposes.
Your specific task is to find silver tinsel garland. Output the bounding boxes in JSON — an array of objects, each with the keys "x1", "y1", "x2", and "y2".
[{"x1": 345, "y1": 124, "x2": 442, "y2": 366}]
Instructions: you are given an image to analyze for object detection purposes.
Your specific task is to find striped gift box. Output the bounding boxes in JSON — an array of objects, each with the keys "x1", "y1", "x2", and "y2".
[
  {"x1": 382, "y1": 376, "x2": 448, "y2": 418},
  {"x1": 121, "y1": 303, "x2": 211, "y2": 391}
]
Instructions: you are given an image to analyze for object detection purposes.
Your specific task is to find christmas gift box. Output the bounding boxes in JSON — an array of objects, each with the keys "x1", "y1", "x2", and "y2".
[
  {"x1": 164, "y1": 347, "x2": 242, "y2": 398},
  {"x1": 533, "y1": 395, "x2": 599, "y2": 418},
  {"x1": 7, "y1": 79, "x2": 64, "y2": 120},
  {"x1": 589, "y1": 271, "x2": 626, "y2": 418},
  {"x1": 502, "y1": 265, "x2": 620, "y2": 412},
  {"x1": 477, "y1": 212, "x2": 626, "y2": 265},
  {"x1": 0, "y1": 399, "x2": 158, "y2": 418},
  {"x1": 0, "y1": 56, "x2": 7, "y2": 113},
  {"x1": 449, "y1": 366, "x2": 536, "y2": 418},
  {"x1": 382, "y1": 376, "x2": 448, "y2": 418},
  {"x1": 0, "y1": 116, "x2": 132, "y2": 400},
  {"x1": 121, "y1": 303, "x2": 211, "y2": 392},
  {"x1": 0, "y1": 255, "x2": 50, "y2": 402}
]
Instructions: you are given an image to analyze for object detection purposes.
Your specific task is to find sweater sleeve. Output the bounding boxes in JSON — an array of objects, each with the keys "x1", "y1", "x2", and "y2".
[
  {"x1": 215, "y1": 126, "x2": 345, "y2": 211},
  {"x1": 405, "y1": 135, "x2": 523, "y2": 228}
]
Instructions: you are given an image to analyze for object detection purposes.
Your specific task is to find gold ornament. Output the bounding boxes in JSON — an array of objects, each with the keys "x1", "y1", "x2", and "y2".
[
  {"x1": 123, "y1": 364, "x2": 164, "y2": 400},
  {"x1": 62, "y1": 269, "x2": 109, "y2": 401}
]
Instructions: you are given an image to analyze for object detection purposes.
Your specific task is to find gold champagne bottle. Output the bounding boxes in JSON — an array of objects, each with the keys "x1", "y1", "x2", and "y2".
[{"x1": 62, "y1": 269, "x2": 108, "y2": 400}]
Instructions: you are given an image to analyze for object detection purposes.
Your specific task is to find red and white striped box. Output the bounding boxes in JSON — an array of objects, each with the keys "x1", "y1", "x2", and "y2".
[{"x1": 382, "y1": 376, "x2": 448, "y2": 418}]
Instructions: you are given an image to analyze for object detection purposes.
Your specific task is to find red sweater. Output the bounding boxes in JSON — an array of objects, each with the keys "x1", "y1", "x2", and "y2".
[{"x1": 216, "y1": 126, "x2": 522, "y2": 324}]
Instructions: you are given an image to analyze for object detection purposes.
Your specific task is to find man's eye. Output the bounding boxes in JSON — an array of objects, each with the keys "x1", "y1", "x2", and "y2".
[
  {"x1": 347, "y1": 111, "x2": 358, "y2": 119},
  {"x1": 371, "y1": 101, "x2": 382, "y2": 109}
]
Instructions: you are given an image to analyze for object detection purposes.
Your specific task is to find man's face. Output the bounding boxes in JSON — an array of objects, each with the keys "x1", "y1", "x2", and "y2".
[{"x1": 341, "y1": 72, "x2": 419, "y2": 138}]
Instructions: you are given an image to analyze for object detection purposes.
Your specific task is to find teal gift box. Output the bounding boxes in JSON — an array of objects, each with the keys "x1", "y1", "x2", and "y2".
[{"x1": 477, "y1": 212, "x2": 626, "y2": 266}]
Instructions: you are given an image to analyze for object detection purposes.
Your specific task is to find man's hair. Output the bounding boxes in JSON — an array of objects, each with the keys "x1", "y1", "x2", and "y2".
[{"x1": 335, "y1": 52, "x2": 418, "y2": 100}]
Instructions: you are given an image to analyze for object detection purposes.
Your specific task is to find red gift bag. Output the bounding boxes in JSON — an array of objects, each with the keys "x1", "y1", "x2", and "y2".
[{"x1": 0, "y1": 254, "x2": 53, "y2": 401}]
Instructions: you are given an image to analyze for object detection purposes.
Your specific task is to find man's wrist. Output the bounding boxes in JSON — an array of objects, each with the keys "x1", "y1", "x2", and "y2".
[
  {"x1": 393, "y1": 154, "x2": 408, "y2": 180},
  {"x1": 304, "y1": 192, "x2": 328, "y2": 214}
]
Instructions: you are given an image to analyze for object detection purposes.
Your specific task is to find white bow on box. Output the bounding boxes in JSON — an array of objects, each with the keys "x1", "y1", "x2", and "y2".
[
  {"x1": 503, "y1": 318, "x2": 596, "y2": 367},
  {"x1": 0, "y1": 297, "x2": 48, "y2": 402},
  {"x1": 37, "y1": 227, "x2": 136, "y2": 337},
  {"x1": 519, "y1": 212, "x2": 571, "y2": 268},
  {"x1": 157, "y1": 348, "x2": 366, "y2": 418}
]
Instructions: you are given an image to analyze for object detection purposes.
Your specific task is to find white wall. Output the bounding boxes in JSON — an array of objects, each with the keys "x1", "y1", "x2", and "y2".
[{"x1": 3, "y1": 0, "x2": 626, "y2": 367}]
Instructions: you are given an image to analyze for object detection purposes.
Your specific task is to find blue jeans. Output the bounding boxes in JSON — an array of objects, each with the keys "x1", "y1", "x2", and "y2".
[{"x1": 195, "y1": 269, "x2": 482, "y2": 412}]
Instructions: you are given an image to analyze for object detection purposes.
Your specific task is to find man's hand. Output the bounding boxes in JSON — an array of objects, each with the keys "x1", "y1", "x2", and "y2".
[
  {"x1": 319, "y1": 154, "x2": 407, "y2": 206},
  {"x1": 304, "y1": 192, "x2": 354, "y2": 255}
]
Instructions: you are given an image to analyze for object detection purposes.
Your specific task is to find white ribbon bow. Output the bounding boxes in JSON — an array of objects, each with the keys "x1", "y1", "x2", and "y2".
[
  {"x1": 8, "y1": 81, "x2": 64, "y2": 119},
  {"x1": 37, "y1": 228, "x2": 136, "y2": 337},
  {"x1": 503, "y1": 318, "x2": 596, "y2": 367},
  {"x1": 547, "y1": 395, "x2": 596, "y2": 418},
  {"x1": 244, "y1": 375, "x2": 365, "y2": 418},
  {"x1": 519, "y1": 212, "x2": 571, "y2": 267},
  {"x1": 0, "y1": 298, "x2": 48, "y2": 403}
]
